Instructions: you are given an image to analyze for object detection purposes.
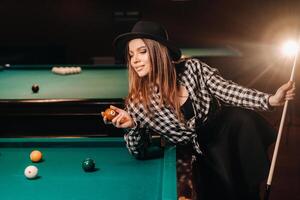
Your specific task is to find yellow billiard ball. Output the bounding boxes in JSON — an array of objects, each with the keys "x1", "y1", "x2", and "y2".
[{"x1": 30, "y1": 150, "x2": 43, "y2": 163}]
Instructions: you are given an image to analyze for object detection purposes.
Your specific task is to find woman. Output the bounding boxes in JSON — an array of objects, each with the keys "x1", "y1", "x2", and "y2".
[{"x1": 103, "y1": 21, "x2": 296, "y2": 200}]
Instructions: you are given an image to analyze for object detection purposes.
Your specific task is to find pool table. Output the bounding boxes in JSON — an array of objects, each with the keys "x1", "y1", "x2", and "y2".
[
  {"x1": 0, "y1": 137, "x2": 177, "y2": 200},
  {"x1": 0, "y1": 64, "x2": 129, "y2": 136}
]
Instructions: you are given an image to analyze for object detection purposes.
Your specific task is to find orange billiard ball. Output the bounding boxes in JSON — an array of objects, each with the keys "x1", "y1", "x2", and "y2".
[
  {"x1": 104, "y1": 108, "x2": 117, "y2": 121},
  {"x1": 30, "y1": 150, "x2": 43, "y2": 163}
]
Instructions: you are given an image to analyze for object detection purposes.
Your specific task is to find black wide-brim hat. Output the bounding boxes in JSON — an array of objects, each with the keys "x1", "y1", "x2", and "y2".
[{"x1": 113, "y1": 21, "x2": 181, "y2": 62}]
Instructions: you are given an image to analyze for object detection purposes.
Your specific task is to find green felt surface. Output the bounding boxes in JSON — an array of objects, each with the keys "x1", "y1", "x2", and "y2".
[
  {"x1": 0, "y1": 65, "x2": 128, "y2": 99},
  {"x1": 0, "y1": 137, "x2": 177, "y2": 200}
]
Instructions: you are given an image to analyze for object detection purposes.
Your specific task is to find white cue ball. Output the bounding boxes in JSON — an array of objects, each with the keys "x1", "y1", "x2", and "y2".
[{"x1": 24, "y1": 165, "x2": 38, "y2": 179}]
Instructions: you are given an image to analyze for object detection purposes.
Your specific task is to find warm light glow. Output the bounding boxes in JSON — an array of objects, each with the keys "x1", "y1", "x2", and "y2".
[{"x1": 281, "y1": 40, "x2": 299, "y2": 56}]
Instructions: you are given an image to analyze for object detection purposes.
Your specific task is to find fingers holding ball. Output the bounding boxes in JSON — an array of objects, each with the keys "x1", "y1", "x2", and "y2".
[{"x1": 103, "y1": 108, "x2": 118, "y2": 121}]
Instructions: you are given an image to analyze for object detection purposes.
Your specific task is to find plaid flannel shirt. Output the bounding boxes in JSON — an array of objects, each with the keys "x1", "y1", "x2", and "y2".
[{"x1": 124, "y1": 58, "x2": 272, "y2": 158}]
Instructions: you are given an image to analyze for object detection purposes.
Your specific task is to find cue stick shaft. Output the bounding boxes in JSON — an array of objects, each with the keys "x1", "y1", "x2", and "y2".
[
  {"x1": 265, "y1": 51, "x2": 298, "y2": 199},
  {"x1": 266, "y1": 99, "x2": 289, "y2": 185}
]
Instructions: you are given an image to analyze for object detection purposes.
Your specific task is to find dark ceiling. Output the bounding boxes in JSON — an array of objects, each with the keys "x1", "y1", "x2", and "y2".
[{"x1": 0, "y1": 0, "x2": 300, "y2": 64}]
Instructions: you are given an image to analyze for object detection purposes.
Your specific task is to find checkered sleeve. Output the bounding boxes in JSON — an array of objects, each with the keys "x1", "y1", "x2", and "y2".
[
  {"x1": 146, "y1": 98, "x2": 196, "y2": 145},
  {"x1": 123, "y1": 102, "x2": 149, "y2": 158},
  {"x1": 199, "y1": 62, "x2": 273, "y2": 111},
  {"x1": 124, "y1": 98, "x2": 196, "y2": 158},
  {"x1": 123, "y1": 125, "x2": 151, "y2": 159}
]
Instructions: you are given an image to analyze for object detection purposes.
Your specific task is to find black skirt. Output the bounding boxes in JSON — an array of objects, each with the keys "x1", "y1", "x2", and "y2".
[{"x1": 192, "y1": 107, "x2": 276, "y2": 200}]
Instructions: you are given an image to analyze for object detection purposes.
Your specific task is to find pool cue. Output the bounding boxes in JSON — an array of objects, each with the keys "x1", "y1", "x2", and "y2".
[{"x1": 264, "y1": 50, "x2": 298, "y2": 200}]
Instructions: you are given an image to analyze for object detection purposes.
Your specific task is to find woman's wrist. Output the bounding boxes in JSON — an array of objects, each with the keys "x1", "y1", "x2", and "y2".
[
  {"x1": 268, "y1": 95, "x2": 279, "y2": 107},
  {"x1": 126, "y1": 119, "x2": 137, "y2": 129},
  {"x1": 268, "y1": 95, "x2": 275, "y2": 107},
  {"x1": 130, "y1": 120, "x2": 138, "y2": 129}
]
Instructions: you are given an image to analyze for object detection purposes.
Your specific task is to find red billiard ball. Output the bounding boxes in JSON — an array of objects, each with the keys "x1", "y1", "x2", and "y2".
[
  {"x1": 104, "y1": 108, "x2": 117, "y2": 121},
  {"x1": 31, "y1": 84, "x2": 39, "y2": 93},
  {"x1": 82, "y1": 158, "x2": 96, "y2": 172}
]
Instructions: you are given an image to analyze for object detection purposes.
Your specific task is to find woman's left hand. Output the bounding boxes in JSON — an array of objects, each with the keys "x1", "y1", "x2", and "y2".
[
  {"x1": 269, "y1": 81, "x2": 296, "y2": 107},
  {"x1": 110, "y1": 105, "x2": 135, "y2": 129}
]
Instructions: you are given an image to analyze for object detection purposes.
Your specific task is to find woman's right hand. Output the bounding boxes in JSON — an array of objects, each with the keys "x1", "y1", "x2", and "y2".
[
  {"x1": 268, "y1": 81, "x2": 296, "y2": 106},
  {"x1": 101, "y1": 105, "x2": 135, "y2": 129}
]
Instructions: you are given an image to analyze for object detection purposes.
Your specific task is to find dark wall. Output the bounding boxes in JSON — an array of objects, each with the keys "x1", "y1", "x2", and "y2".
[
  {"x1": 0, "y1": 0, "x2": 114, "y2": 64},
  {"x1": 1, "y1": 0, "x2": 300, "y2": 64}
]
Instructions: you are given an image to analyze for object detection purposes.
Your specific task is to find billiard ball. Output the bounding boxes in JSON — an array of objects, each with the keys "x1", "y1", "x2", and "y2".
[
  {"x1": 104, "y1": 108, "x2": 117, "y2": 121},
  {"x1": 82, "y1": 158, "x2": 96, "y2": 172},
  {"x1": 31, "y1": 84, "x2": 39, "y2": 93},
  {"x1": 30, "y1": 150, "x2": 43, "y2": 163},
  {"x1": 24, "y1": 165, "x2": 38, "y2": 179}
]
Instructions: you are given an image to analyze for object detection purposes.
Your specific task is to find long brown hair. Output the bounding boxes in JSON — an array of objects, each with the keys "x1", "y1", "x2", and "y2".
[{"x1": 125, "y1": 38, "x2": 182, "y2": 120}]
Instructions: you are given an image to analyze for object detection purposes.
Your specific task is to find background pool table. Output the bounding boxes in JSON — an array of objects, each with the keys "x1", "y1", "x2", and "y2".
[
  {"x1": 0, "y1": 64, "x2": 128, "y2": 99},
  {"x1": 0, "y1": 137, "x2": 177, "y2": 200},
  {"x1": 0, "y1": 64, "x2": 128, "y2": 137}
]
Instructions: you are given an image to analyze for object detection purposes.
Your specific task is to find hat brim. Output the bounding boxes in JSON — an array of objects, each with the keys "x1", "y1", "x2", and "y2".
[{"x1": 113, "y1": 32, "x2": 181, "y2": 63}]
